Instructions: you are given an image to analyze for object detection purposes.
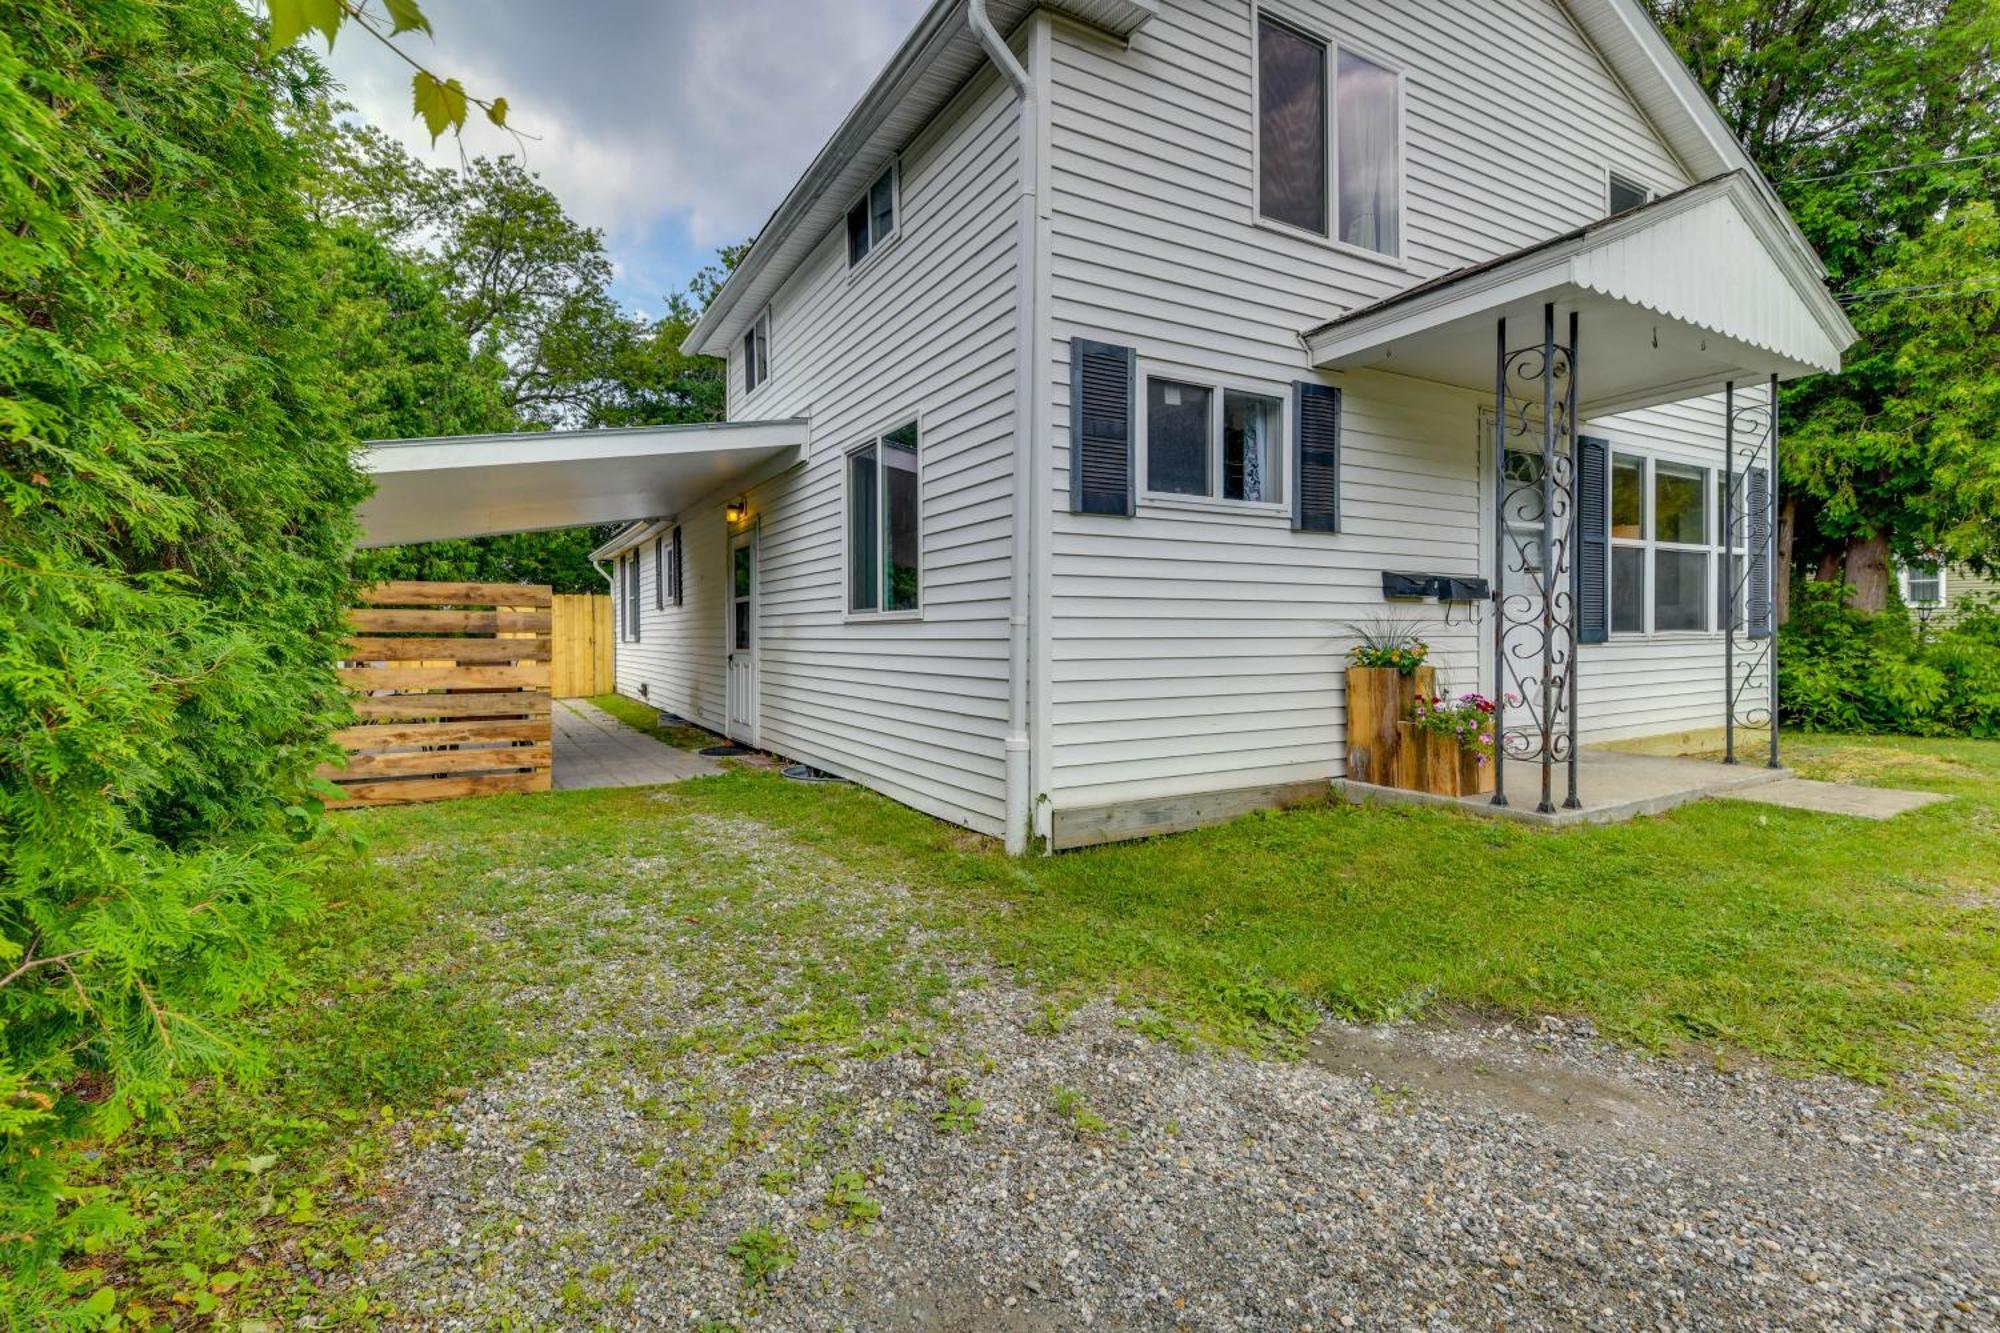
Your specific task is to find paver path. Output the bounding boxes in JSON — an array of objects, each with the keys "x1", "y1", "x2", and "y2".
[{"x1": 550, "y1": 698, "x2": 724, "y2": 790}]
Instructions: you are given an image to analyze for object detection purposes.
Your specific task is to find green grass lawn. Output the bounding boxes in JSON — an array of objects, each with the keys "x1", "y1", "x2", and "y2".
[
  {"x1": 589, "y1": 691, "x2": 723, "y2": 750},
  {"x1": 56, "y1": 732, "x2": 1999, "y2": 1324}
]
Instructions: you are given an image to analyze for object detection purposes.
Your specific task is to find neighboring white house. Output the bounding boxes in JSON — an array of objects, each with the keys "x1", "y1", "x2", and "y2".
[{"x1": 361, "y1": 0, "x2": 1855, "y2": 852}]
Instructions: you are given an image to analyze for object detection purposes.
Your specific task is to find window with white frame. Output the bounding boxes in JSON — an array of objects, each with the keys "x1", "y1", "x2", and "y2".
[
  {"x1": 1607, "y1": 172, "x2": 1652, "y2": 217},
  {"x1": 621, "y1": 550, "x2": 641, "y2": 642},
  {"x1": 1607, "y1": 452, "x2": 1745, "y2": 635},
  {"x1": 1256, "y1": 13, "x2": 1401, "y2": 257},
  {"x1": 846, "y1": 421, "x2": 920, "y2": 614},
  {"x1": 742, "y1": 307, "x2": 770, "y2": 394},
  {"x1": 1901, "y1": 562, "x2": 1945, "y2": 607},
  {"x1": 1143, "y1": 375, "x2": 1284, "y2": 505},
  {"x1": 846, "y1": 165, "x2": 897, "y2": 267}
]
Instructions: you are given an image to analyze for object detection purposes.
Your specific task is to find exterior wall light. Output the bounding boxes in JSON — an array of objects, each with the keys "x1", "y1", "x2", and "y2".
[{"x1": 724, "y1": 497, "x2": 748, "y2": 524}]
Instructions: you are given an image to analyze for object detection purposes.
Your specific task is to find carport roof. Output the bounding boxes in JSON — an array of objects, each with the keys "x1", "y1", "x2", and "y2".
[{"x1": 356, "y1": 419, "x2": 807, "y2": 548}]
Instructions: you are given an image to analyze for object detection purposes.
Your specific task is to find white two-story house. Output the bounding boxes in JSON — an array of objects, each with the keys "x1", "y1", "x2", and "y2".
[{"x1": 360, "y1": 0, "x2": 1854, "y2": 851}]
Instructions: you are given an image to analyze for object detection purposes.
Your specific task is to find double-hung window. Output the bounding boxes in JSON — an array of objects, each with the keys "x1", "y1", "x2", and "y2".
[
  {"x1": 1608, "y1": 453, "x2": 1743, "y2": 634},
  {"x1": 1257, "y1": 14, "x2": 1402, "y2": 257},
  {"x1": 1143, "y1": 375, "x2": 1284, "y2": 505},
  {"x1": 846, "y1": 166, "x2": 897, "y2": 267},
  {"x1": 742, "y1": 307, "x2": 770, "y2": 394},
  {"x1": 846, "y1": 421, "x2": 920, "y2": 615}
]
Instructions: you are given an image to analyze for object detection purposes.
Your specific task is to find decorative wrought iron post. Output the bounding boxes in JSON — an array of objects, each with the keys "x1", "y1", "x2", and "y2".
[
  {"x1": 1491, "y1": 317, "x2": 1509, "y2": 807},
  {"x1": 1724, "y1": 380, "x2": 1737, "y2": 764},
  {"x1": 1563, "y1": 310, "x2": 1581, "y2": 810},
  {"x1": 1767, "y1": 373, "x2": 1782, "y2": 770},
  {"x1": 1722, "y1": 375, "x2": 1779, "y2": 765},
  {"x1": 1492, "y1": 303, "x2": 1580, "y2": 814}
]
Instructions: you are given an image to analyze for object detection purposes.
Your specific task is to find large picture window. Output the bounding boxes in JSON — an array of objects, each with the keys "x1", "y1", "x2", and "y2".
[
  {"x1": 1143, "y1": 374, "x2": 1283, "y2": 505},
  {"x1": 1607, "y1": 452, "x2": 1745, "y2": 635},
  {"x1": 846, "y1": 421, "x2": 920, "y2": 615},
  {"x1": 1257, "y1": 14, "x2": 1401, "y2": 257}
]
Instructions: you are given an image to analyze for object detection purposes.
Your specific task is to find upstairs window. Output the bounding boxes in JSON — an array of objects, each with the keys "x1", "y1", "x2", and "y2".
[
  {"x1": 1257, "y1": 17, "x2": 1326, "y2": 235},
  {"x1": 846, "y1": 166, "x2": 897, "y2": 267},
  {"x1": 742, "y1": 307, "x2": 770, "y2": 394},
  {"x1": 846, "y1": 421, "x2": 921, "y2": 614},
  {"x1": 1257, "y1": 16, "x2": 1401, "y2": 257},
  {"x1": 1607, "y1": 172, "x2": 1651, "y2": 216}
]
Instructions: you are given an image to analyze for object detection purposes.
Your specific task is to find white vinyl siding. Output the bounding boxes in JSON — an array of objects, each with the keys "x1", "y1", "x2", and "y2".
[
  {"x1": 1041, "y1": 0, "x2": 1706, "y2": 815},
  {"x1": 624, "y1": 57, "x2": 1024, "y2": 834}
]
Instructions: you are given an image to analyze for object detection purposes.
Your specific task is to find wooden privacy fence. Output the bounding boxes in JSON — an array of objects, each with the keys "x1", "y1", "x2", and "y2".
[
  {"x1": 323, "y1": 581, "x2": 554, "y2": 807},
  {"x1": 550, "y1": 593, "x2": 614, "y2": 697}
]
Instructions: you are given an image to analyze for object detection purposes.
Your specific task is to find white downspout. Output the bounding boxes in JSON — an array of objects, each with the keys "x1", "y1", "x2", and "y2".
[{"x1": 970, "y1": 0, "x2": 1036, "y2": 855}]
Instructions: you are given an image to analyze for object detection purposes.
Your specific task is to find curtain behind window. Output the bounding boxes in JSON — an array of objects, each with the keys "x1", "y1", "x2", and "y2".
[{"x1": 1337, "y1": 50, "x2": 1398, "y2": 254}]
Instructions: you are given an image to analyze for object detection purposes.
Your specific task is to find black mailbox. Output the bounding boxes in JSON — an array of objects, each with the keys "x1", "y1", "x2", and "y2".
[
  {"x1": 1441, "y1": 576, "x2": 1490, "y2": 602},
  {"x1": 1381, "y1": 570, "x2": 1431, "y2": 599}
]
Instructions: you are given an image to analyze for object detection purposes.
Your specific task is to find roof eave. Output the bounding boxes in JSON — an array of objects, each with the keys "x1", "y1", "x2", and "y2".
[
  {"x1": 683, "y1": 0, "x2": 1158, "y2": 361},
  {"x1": 1303, "y1": 174, "x2": 1855, "y2": 364}
]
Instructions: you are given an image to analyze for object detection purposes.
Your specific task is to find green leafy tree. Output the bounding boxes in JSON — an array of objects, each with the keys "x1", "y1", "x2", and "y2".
[
  {"x1": 1649, "y1": 0, "x2": 2000, "y2": 612},
  {"x1": 1, "y1": 0, "x2": 368, "y2": 1305}
]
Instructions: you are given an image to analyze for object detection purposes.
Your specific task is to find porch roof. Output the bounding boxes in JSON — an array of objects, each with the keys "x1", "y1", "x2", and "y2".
[
  {"x1": 1301, "y1": 173, "x2": 1857, "y2": 417},
  {"x1": 355, "y1": 419, "x2": 807, "y2": 548}
]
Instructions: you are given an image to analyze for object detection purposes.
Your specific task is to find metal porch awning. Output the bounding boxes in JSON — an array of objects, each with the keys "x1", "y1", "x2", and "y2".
[
  {"x1": 355, "y1": 419, "x2": 809, "y2": 547},
  {"x1": 1301, "y1": 172, "x2": 1854, "y2": 416}
]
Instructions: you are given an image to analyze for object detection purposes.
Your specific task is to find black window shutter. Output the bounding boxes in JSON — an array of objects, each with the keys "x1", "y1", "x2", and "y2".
[
  {"x1": 1291, "y1": 382, "x2": 1340, "y2": 532},
  {"x1": 654, "y1": 538, "x2": 665, "y2": 610},
  {"x1": 1747, "y1": 465, "x2": 1773, "y2": 639},
  {"x1": 1576, "y1": 436, "x2": 1610, "y2": 645},
  {"x1": 1069, "y1": 338, "x2": 1135, "y2": 516},
  {"x1": 671, "y1": 525, "x2": 684, "y2": 607}
]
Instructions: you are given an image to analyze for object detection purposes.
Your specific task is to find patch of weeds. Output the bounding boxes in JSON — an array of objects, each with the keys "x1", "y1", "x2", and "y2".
[
  {"x1": 726, "y1": 1227, "x2": 795, "y2": 1289},
  {"x1": 933, "y1": 1073, "x2": 984, "y2": 1135},
  {"x1": 815, "y1": 1167, "x2": 882, "y2": 1232},
  {"x1": 1025, "y1": 998, "x2": 1079, "y2": 1036},
  {"x1": 847, "y1": 1023, "x2": 934, "y2": 1060},
  {"x1": 1050, "y1": 1085, "x2": 1109, "y2": 1135},
  {"x1": 1116, "y1": 1011, "x2": 1199, "y2": 1052},
  {"x1": 759, "y1": 1166, "x2": 798, "y2": 1194}
]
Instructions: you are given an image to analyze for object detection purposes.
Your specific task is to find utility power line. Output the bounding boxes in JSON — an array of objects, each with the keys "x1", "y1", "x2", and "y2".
[{"x1": 1788, "y1": 150, "x2": 2000, "y2": 183}]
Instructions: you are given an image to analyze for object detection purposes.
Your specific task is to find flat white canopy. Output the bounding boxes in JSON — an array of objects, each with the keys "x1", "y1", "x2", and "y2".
[
  {"x1": 1303, "y1": 173, "x2": 1856, "y2": 417},
  {"x1": 356, "y1": 420, "x2": 807, "y2": 547}
]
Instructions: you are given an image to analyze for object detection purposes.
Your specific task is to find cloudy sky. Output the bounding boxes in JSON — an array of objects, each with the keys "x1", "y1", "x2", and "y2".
[{"x1": 321, "y1": 0, "x2": 933, "y2": 314}]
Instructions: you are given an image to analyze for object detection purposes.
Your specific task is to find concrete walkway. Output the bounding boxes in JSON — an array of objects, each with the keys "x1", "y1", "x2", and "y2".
[
  {"x1": 551, "y1": 699, "x2": 725, "y2": 791},
  {"x1": 1339, "y1": 746, "x2": 1945, "y2": 827}
]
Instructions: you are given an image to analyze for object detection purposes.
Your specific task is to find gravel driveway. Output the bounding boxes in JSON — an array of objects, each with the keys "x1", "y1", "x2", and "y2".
[{"x1": 339, "y1": 809, "x2": 1998, "y2": 1330}]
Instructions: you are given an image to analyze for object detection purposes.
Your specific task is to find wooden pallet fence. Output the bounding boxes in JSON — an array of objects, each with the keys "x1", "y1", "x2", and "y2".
[
  {"x1": 324, "y1": 581, "x2": 555, "y2": 807},
  {"x1": 550, "y1": 593, "x2": 614, "y2": 698}
]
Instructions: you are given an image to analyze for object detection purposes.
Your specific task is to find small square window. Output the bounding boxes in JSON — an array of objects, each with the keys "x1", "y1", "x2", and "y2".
[
  {"x1": 847, "y1": 166, "x2": 897, "y2": 267},
  {"x1": 1608, "y1": 173, "x2": 1650, "y2": 216},
  {"x1": 1654, "y1": 549, "x2": 1709, "y2": 631}
]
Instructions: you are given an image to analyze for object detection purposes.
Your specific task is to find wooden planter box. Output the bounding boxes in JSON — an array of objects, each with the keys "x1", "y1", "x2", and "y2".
[
  {"x1": 1346, "y1": 665, "x2": 1435, "y2": 787},
  {"x1": 1393, "y1": 722, "x2": 1496, "y2": 797}
]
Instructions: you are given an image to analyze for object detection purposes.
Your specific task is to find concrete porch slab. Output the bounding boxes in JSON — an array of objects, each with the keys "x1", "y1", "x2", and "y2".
[
  {"x1": 551, "y1": 698, "x2": 725, "y2": 790},
  {"x1": 1335, "y1": 747, "x2": 1795, "y2": 828},
  {"x1": 1715, "y1": 777, "x2": 1949, "y2": 820}
]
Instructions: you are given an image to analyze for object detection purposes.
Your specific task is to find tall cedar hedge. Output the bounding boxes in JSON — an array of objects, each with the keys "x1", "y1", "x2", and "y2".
[{"x1": 0, "y1": 0, "x2": 366, "y2": 1287}]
